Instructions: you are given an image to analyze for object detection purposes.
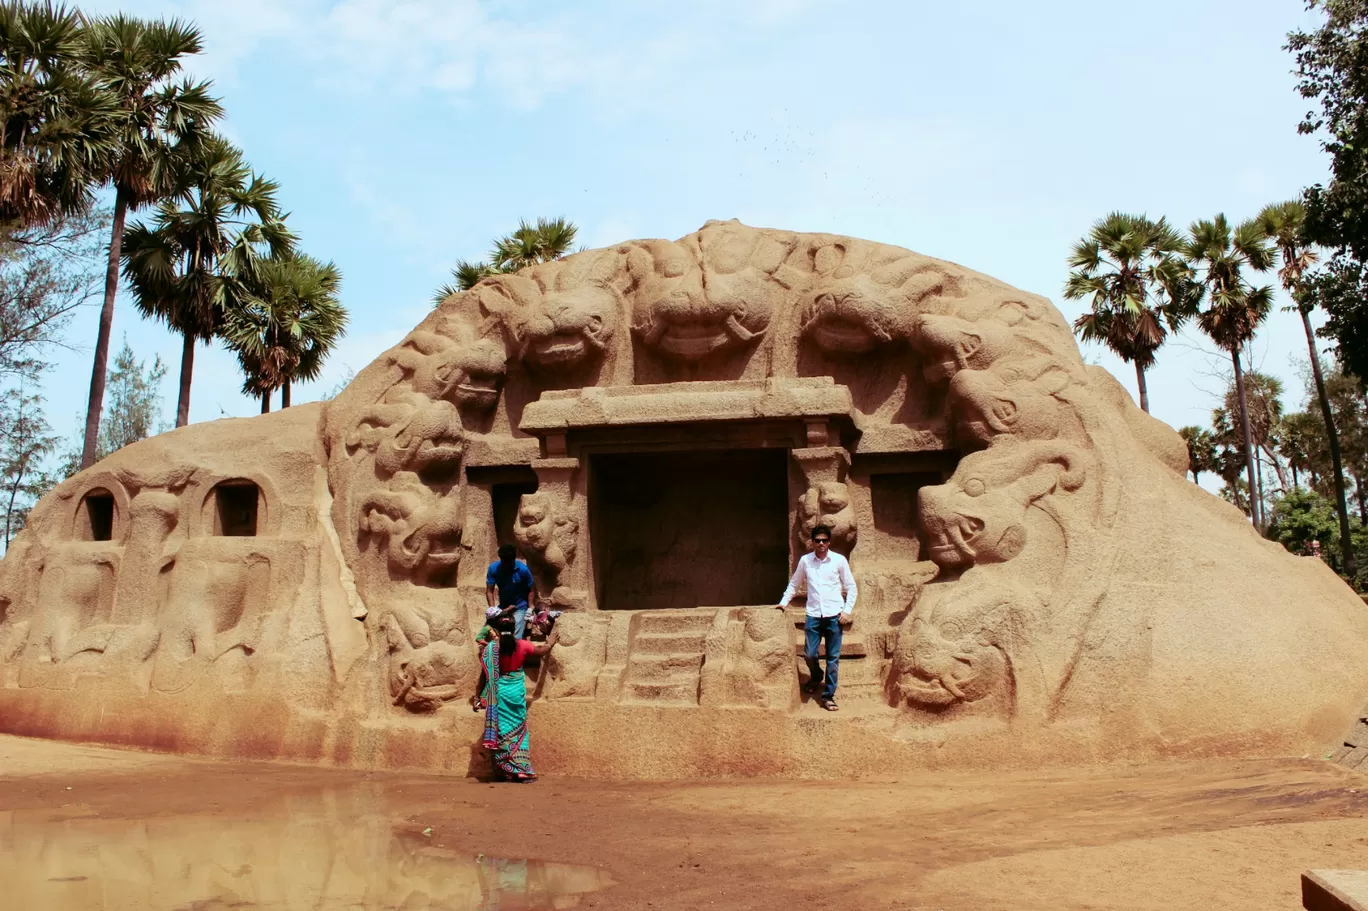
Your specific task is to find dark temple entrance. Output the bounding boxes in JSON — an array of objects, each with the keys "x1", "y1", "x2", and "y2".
[{"x1": 591, "y1": 449, "x2": 790, "y2": 611}]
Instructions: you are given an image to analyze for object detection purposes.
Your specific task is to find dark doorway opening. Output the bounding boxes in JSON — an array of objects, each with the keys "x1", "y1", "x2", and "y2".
[
  {"x1": 213, "y1": 483, "x2": 259, "y2": 536},
  {"x1": 591, "y1": 449, "x2": 790, "y2": 611},
  {"x1": 80, "y1": 491, "x2": 114, "y2": 541},
  {"x1": 492, "y1": 480, "x2": 539, "y2": 548}
]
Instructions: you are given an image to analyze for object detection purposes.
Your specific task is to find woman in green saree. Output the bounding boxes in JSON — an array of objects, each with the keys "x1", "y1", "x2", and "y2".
[{"x1": 480, "y1": 615, "x2": 558, "y2": 782}]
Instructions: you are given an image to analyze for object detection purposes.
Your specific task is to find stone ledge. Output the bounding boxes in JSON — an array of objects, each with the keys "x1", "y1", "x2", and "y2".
[
  {"x1": 519, "y1": 377, "x2": 855, "y2": 433},
  {"x1": 1304, "y1": 870, "x2": 1368, "y2": 911}
]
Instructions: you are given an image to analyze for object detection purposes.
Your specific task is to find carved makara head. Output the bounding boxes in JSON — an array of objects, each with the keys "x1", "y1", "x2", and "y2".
[{"x1": 917, "y1": 441, "x2": 1085, "y2": 569}]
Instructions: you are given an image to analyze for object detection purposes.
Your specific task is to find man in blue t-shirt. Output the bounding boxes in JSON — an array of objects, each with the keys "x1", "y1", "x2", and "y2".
[{"x1": 485, "y1": 544, "x2": 537, "y2": 638}]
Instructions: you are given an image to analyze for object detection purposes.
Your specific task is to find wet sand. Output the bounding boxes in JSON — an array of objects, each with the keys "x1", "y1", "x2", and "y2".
[{"x1": 1, "y1": 734, "x2": 1366, "y2": 910}]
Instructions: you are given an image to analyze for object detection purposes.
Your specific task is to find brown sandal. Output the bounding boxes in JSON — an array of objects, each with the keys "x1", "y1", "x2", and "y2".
[{"x1": 820, "y1": 699, "x2": 840, "y2": 711}]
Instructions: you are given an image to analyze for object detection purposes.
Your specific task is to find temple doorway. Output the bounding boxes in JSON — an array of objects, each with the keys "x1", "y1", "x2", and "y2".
[{"x1": 590, "y1": 449, "x2": 790, "y2": 610}]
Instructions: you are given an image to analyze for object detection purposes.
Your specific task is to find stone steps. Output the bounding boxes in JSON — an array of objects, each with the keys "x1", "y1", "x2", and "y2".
[
  {"x1": 632, "y1": 631, "x2": 709, "y2": 655},
  {"x1": 636, "y1": 611, "x2": 714, "y2": 635},
  {"x1": 628, "y1": 653, "x2": 704, "y2": 683}
]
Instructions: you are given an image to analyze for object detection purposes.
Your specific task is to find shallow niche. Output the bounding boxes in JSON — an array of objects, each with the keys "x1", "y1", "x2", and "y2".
[
  {"x1": 209, "y1": 481, "x2": 261, "y2": 537},
  {"x1": 75, "y1": 489, "x2": 116, "y2": 542}
]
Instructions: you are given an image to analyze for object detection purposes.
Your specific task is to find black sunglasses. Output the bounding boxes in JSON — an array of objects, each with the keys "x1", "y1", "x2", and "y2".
[{"x1": 813, "y1": 538, "x2": 830, "y2": 544}]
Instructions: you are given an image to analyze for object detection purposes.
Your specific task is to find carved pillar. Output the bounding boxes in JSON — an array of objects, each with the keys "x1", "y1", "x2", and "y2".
[
  {"x1": 518, "y1": 456, "x2": 587, "y2": 608},
  {"x1": 790, "y1": 446, "x2": 858, "y2": 558}
]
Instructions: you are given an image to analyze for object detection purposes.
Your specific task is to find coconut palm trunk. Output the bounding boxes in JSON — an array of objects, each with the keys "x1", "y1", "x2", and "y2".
[
  {"x1": 175, "y1": 333, "x2": 195, "y2": 428},
  {"x1": 81, "y1": 186, "x2": 129, "y2": 468},
  {"x1": 261, "y1": 391, "x2": 270, "y2": 413},
  {"x1": 1302, "y1": 307, "x2": 1357, "y2": 575},
  {"x1": 1134, "y1": 362, "x2": 1150, "y2": 413},
  {"x1": 281, "y1": 381, "x2": 290, "y2": 408},
  {"x1": 1230, "y1": 351, "x2": 1261, "y2": 528}
]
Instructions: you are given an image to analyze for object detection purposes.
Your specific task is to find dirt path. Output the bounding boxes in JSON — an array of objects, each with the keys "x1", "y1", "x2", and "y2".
[{"x1": 1, "y1": 734, "x2": 1365, "y2": 910}]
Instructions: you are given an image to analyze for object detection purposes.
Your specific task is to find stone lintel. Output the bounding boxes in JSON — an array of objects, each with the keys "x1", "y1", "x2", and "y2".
[
  {"x1": 1303, "y1": 870, "x2": 1368, "y2": 911},
  {"x1": 518, "y1": 377, "x2": 855, "y2": 436},
  {"x1": 461, "y1": 434, "x2": 541, "y2": 468},
  {"x1": 791, "y1": 446, "x2": 850, "y2": 486}
]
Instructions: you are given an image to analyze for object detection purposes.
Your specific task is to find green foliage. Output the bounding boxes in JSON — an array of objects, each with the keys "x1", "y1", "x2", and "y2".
[
  {"x1": 1178, "y1": 425, "x2": 1217, "y2": 484},
  {"x1": 1064, "y1": 212, "x2": 1196, "y2": 376},
  {"x1": 0, "y1": 381, "x2": 56, "y2": 548},
  {"x1": 434, "y1": 217, "x2": 579, "y2": 304},
  {"x1": 223, "y1": 252, "x2": 347, "y2": 400},
  {"x1": 0, "y1": 206, "x2": 106, "y2": 378},
  {"x1": 57, "y1": 337, "x2": 165, "y2": 476},
  {"x1": 1267, "y1": 488, "x2": 1339, "y2": 556},
  {"x1": 0, "y1": 0, "x2": 117, "y2": 226}
]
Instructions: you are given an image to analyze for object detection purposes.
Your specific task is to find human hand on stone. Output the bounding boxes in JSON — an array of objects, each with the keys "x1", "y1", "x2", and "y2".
[{"x1": 838, "y1": 613, "x2": 853, "y2": 628}]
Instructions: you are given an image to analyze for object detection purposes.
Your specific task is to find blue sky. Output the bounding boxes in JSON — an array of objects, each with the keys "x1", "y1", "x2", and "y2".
[{"x1": 42, "y1": 0, "x2": 1328, "y2": 452}]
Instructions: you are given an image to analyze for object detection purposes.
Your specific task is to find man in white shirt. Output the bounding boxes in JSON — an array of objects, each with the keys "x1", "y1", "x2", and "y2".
[{"x1": 777, "y1": 524, "x2": 857, "y2": 711}]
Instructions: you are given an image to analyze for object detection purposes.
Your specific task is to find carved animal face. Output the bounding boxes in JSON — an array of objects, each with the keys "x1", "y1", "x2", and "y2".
[
  {"x1": 513, "y1": 494, "x2": 552, "y2": 549},
  {"x1": 630, "y1": 230, "x2": 778, "y2": 361},
  {"x1": 368, "y1": 397, "x2": 465, "y2": 476},
  {"x1": 801, "y1": 274, "x2": 913, "y2": 356},
  {"x1": 797, "y1": 482, "x2": 858, "y2": 554},
  {"x1": 409, "y1": 338, "x2": 506, "y2": 414},
  {"x1": 911, "y1": 314, "x2": 1017, "y2": 385},
  {"x1": 359, "y1": 477, "x2": 464, "y2": 576},
  {"x1": 519, "y1": 286, "x2": 619, "y2": 372},
  {"x1": 917, "y1": 442, "x2": 1084, "y2": 569},
  {"x1": 947, "y1": 369, "x2": 1065, "y2": 450},
  {"x1": 895, "y1": 586, "x2": 1019, "y2": 708}
]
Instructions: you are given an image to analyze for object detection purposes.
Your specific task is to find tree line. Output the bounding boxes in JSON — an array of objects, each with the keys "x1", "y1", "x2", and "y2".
[
  {"x1": 0, "y1": 1, "x2": 349, "y2": 547},
  {"x1": 1066, "y1": 1, "x2": 1368, "y2": 585}
]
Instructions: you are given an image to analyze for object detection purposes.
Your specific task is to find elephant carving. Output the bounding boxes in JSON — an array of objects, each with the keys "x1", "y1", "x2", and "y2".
[
  {"x1": 358, "y1": 473, "x2": 465, "y2": 582},
  {"x1": 918, "y1": 440, "x2": 1086, "y2": 569},
  {"x1": 796, "y1": 482, "x2": 858, "y2": 556},
  {"x1": 512, "y1": 491, "x2": 578, "y2": 591}
]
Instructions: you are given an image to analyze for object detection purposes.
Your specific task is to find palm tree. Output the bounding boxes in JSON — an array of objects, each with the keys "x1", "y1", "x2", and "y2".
[
  {"x1": 223, "y1": 252, "x2": 347, "y2": 412},
  {"x1": 1259, "y1": 199, "x2": 1356, "y2": 576},
  {"x1": 433, "y1": 216, "x2": 579, "y2": 302},
  {"x1": 1178, "y1": 426, "x2": 1218, "y2": 486},
  {"x1": 121, "y1": 135, "x2": 293, "y2": 427},
  {"x1": 0, "y1": 2, "x2": 115, "y2": 228},
  {"x1": 78, "y1": 13, "x2": 221, "y2": 467},
  {"x1": 1188, "y1": 214, "x2": 1275, "y2": 529},
  {"x1": 1063, "y1": 213, "x2": 1196, "y2": 413}
]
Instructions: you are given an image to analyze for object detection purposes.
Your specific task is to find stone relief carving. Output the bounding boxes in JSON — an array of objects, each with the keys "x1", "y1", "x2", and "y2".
[
  {"x1": 383, "y1": 588, "x2": 478, "y2": 711},
  {"x1": 357, "y1": 473, "x2": 465, "y2": 583},
  {"x1": 349, "y1": 393, "x2": 466, "y2": 478},
  {"x1": 512, "y1": 490, "x2": 579, "y2": 596},
  {"x1": 917, "y1": 441, "x2": 1087, "y2": 571},
  {"x1": 796, "y1": 481, "x2": 858, "y2": 557},
  {"x1": 386, "y1": 328, "x2": 506, "y2": 417}
]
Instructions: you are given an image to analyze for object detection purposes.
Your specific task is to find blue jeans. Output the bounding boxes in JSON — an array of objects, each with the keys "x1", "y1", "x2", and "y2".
[
  {"x1": 511, "y1": 605, "x2": 528, "y2": 639},
  {"x1": 804, "y1": 614, "x2": 843, "y2": 700}
]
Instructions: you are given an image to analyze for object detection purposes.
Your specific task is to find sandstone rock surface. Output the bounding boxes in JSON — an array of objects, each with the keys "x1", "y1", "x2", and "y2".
[{"x1": 0, "y1": 220, "x2": 1365, "y2": 778}]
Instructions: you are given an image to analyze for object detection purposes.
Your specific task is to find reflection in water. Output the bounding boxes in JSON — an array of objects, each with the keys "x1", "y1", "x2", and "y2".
[{"x1": 0, "y1": 786, "x2": 614, "y2": 910}]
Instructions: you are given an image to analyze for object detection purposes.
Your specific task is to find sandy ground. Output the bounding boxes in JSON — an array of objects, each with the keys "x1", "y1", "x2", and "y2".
[{"x1": 1, "y1": 735, "x2": 1366, "y2": 910}]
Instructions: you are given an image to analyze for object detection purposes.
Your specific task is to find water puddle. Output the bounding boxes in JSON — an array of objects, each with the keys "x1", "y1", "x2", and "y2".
[{"x1": 0, "y1": 788, "x2": 615, "y2": 909}]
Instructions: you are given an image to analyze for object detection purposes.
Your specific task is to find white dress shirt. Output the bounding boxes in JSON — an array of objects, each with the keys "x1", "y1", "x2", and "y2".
[{"x1": 779, "y1": 551, "x2": 857, "y2": 617}]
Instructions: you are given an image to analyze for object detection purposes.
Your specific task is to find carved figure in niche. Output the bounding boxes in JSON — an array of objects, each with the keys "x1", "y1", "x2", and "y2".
[
  {"x1": 383, "y1": 593, "x2": 478, "y2": 711},
  {"x1": 796, "y1": 482, "x2": 858, "y2": 556},
  {"x1": 628, "y1": 222, "x2": 791, "y2": 361},
  {"x1": 892, "y1": 579, "x2": 1047, "y2": 717},
  {"x1": 918, "y1": 441, "x2": 1086, "y2": 570},
  {"x1": 800, "y1": 248, "x2": 964, "y2": 356},
  {"x1": 387, "y1": 328, "x2": 507, "y2": 416},
  {"x1": 348, "y1": 392, "x2": 465, "y2": 478},
  {"x1": 358, "y1": 473, "x2": 464, "y2": 583},
  {"x1": 150, "y1": 547, "x2": 272, "y2": 694},
  {"x1": 512, "y1": 491, "x2": 578, "y2": 593}
]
